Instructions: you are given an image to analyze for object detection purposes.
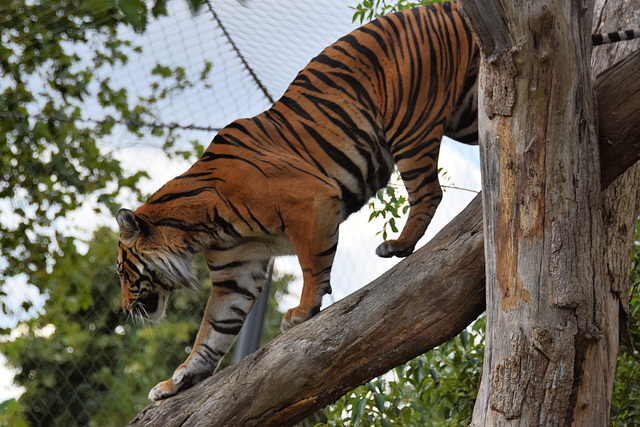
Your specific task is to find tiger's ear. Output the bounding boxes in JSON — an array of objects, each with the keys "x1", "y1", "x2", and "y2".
[{"x1": 116, "y1": 208, "x2": 139, "y2": 246}]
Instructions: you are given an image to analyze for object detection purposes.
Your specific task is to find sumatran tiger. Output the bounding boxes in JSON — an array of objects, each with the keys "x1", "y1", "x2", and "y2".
[{"x1": 115, "y1": 1, "x2": 639, "y2": 401}]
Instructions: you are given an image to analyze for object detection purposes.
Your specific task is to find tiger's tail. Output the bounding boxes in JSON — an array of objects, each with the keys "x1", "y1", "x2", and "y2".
[{"x1": 592, "y1": 30, "x2": 640, "y2": 46}]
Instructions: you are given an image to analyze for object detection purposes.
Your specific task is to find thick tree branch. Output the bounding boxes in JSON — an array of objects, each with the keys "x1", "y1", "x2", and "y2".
[
  {"x1": 598, "y1": 50, "x2": 640, "y2": 188},
  {"x1": 129, "y1": 49, "x2": 640, "y2": 427}
]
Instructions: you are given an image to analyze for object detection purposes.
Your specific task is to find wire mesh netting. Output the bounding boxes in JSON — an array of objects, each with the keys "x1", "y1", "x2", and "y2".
[{"x1": 0, "y1": 0, "x2": 481, "y2": 425}]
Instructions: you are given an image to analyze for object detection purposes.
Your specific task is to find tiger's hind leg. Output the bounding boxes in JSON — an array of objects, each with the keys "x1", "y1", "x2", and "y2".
[
  {"x1": 280, "y1": 191, "x2": 341, "y2": 331},
  {"x1": 148, "y1": 258, "x2": 269, "y2": 401},
  {"x1": 376, "y1": 134, "x2": 443, "y2": 258}
]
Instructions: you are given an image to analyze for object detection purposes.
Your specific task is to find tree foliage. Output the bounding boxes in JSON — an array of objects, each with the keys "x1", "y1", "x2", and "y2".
[
  {"x1": 0, "y1": 227, "x2": 293, "y2": 425},
  {"x1": 0, "y1": 0, "x2": 211, "y2": 327},
  {"x1": 318, "y1": 317, "x2": 484, "y2": 427},
  {"x1": 351, "y1": 0, "x2": 439, "y2": 23},
  {"x1": 611, "y1": 221, "x2": 640, "y2": 425}
]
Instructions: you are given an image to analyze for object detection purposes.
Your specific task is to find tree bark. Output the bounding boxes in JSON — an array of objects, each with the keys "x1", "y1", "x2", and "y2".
[
  {"x1": 129, "y1": 35, "x2": 640, "y2": 427},
  {"x1": 459, "y1": 0, "x2": 640, "y2": 425},
  {"x1": 576, "y1": 0, "x2": 640, "y2": 422}
]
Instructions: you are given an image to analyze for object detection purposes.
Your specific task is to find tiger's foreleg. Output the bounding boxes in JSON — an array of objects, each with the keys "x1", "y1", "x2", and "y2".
[
  {"x1": 148, "y1": 259, "x2": 269, "y2": 401},
  {"x1": 280, "y1": 193, "x2": 340, "y2": 331},
  {"x1": 376, "y1": 135, "x2": 443, "y2": 258}
]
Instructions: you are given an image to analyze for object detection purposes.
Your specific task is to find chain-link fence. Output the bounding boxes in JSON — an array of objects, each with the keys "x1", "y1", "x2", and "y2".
[{"x1": 0, "y1": 0, "x2": 481, "y2": 424}]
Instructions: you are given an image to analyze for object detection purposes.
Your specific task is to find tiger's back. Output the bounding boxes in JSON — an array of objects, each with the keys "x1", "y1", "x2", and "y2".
[
  {"x1": 116, "y1": 2, "x2": 479, "y2": 401},
  {"x1": 204, "y1": 1, "x2": 479, "y2": 219}
]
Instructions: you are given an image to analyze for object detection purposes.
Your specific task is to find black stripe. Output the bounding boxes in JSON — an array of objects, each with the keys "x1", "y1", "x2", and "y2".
[
  {"x1": 207, "y1": 261, "x2": 246, "y2": 271},
  {"x1": 608, "y1": 31, "x2": 621, "y2": 42},
  {"x1": 212, "y1": 207, "x2": 241, "y2": 238},
  {"x1": 313, "y1": 52, "x2": 353, "y2": 74},
  {"x1": 212, "y1": 280, "x2": 255, "y2": 299},
  {"x1": 200, "y1": 343, "x2": 225, "y2": 359},
  {"x1": 359, "y1": 26, "x2": 389, "y2": 57},
  {"x1": 275, "y1": 206, "x2": 286, "y2": 232},
  {"x1": 279, "y1": 96, "x2": 316, "y2": 123},
  {"x1": 262, "y1": 110, "x2": 307, "y2": 159},
  {"x1": 199, "y1": 152, "x2": 268, "y2": 177},
  {"x1": 592, "y1": 34, "x2": 604, "y2": 45},
  {"x1": 309, "y1": 266, "x2": 332, "y2": 278},
  {"x1": 197, "y1": 177, "x2": 226, "y2": 183},
  {"x1": 152, "y1": 217, "x2": 213, "y2": 233},
  {"x1": 124, "y1": 251, "x2": 171, "y2": 292},
  {"x1": 410, "y1": 189, "x2": 442, "y2": 207},
  {"x1": 221, "y1": 122, "x2": 267, "y2": 153},
  {"x1": 316, "y1": 242, "x2": 338, "y2": 257},
  {"x1": 267, "y1": 109, "x2": 332, "y2": 177},
  {"x1": 149, "y1": 187, "x2": 215, "y2": 205},
  {"x1": 226, "y1": 200, "x2": 253, "y2": 230},
  {"x1": 339, "y1": 182, "x2": 365, "y2": 216},
  {"x1": 251, "y1": 270, "x2": 266, "y2": 281},
  {"x1": 291, "y1": 73, "x2": 324, "y2": 94},
  {"x1": 230, "y1": 305, "x2": 248, "y2": 317},
  {"x1": 329, "y1": 71, "x2": 377, "y2": 112},
  {"x1": 209, "y1": 319, "x2": 244, "y2": 335},
  {"x1": 175, "y1": 172, "x2": 211, "y2": 179},
  {"x1": 300, "y1": 123, "x2": 365, "y2": 190}
]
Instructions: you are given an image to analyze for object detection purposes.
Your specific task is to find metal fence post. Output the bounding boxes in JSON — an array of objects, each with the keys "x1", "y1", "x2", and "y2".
[{"x1": 232, "y1": 260, "x2": 274, "y2": 363}]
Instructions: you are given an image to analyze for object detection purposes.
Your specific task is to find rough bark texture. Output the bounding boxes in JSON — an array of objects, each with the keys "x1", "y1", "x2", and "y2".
[
  {"x1": 460, "y1": 0, "x2": 640, "y2": 425},
  {"x1": 129, "y1": 22, "x2": 640, "y2": 427},
  {"x1": 578, "y1": 0, "x2": 640, "y2": 422}
]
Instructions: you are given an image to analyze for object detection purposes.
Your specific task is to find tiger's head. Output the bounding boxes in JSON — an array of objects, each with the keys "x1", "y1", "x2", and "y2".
[{"x1": 115, "y1": 208, "x2": 198, "y2": 322}]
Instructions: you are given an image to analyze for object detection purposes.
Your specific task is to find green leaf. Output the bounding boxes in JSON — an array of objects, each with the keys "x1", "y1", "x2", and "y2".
[
  {"x1": 0, "y1": 398, "x2": 18, "y2": 415},
  {"x1": 429, "y1": 367, "x2": 440, "y2": 382},
  {"x1": 461, "y1": 330, "x2": 470, "y2": 348},
  {"x1": 374, "y1": 392, "x2": 386, "y2": 411},
  {"x1": 186, "y1": 0, "x2": 206, "y2": 14},
  {"x1": 119, "y1": 0, "x2": 148, "y2": 32},
  {"x1": 353, "y1": 398, "x2": 366, "y2": 422}
]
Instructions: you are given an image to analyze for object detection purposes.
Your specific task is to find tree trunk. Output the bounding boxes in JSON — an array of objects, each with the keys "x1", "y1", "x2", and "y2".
[
  {"x1": 578, "y1": 0, "x2": 640, "y2": 421},
  {"x1": 128, "y1": 36, "x2": 640, "y2": 427},
  {"x1": 459, "y1": 0, "x2": 640, "y2": 425}
]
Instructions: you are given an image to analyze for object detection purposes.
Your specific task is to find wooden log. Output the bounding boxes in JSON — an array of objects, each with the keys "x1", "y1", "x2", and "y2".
[{"x1": 129, "y1": 39, "x2": 640, "y2": 427}]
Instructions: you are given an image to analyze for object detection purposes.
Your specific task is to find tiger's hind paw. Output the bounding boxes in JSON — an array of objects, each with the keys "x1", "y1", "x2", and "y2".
[
  {"x1": 280, "y1": 305, "x2": 319, "y2": 331},
  {"x1": 375, "y1": 240, "x2": 415, "y2": 258}
]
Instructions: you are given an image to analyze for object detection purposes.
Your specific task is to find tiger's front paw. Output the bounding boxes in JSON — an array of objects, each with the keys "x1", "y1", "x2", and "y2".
[
  {"x1": 375, "y1": 240, "x2": 415, "y2": 258},
  {"x1": 148, "y1": 377, "x2": 182, "y2": 401},
  {"x1": 280, "y1": 305, "x2": 319, "y2": 331},
  {"x1": 148, "y1": 364, "x2": 209, "y2": 401}
]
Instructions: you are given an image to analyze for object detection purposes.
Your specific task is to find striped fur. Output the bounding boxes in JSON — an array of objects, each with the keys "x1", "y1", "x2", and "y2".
[
  {"x1": 592, "y1": 29, "x2": 640, "y2": 46},
  {"x1": 115, "y1": 2, "x2": 639, "y2": 401}
]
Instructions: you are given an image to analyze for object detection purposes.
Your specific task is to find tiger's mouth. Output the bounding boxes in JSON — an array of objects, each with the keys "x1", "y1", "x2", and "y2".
[
  {"x1": 129, "y1": 291, "x2": 169, "y2": 322},
  {"x1": 138, "y1": 292, "x2": 159, "y2": 313}
]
